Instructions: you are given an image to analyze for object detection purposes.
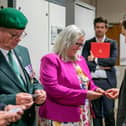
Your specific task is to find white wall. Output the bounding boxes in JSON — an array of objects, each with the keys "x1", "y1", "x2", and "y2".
[
  {"x1": 15, "y1": 0, "x2": 66, "y2": 78},
  {"x1": 75, "y1": 1, "x2": 95, "y2": 40},
  {"x1": 0, "y1": 0, "x2": 7, "y2": 8},
  {"x1": 120, "y1": 34, "x2": 126, "y2": 65},
  {"x1": 16, "y1": 0, "x2": 49, "y2": 78},
  {"x1": 79, "y1": 0, "x2": 126, "y2": 23},
  {"x1": 74, "y1": 1, "x2": 95, "y2": 56},
  {"x1": 97, "y1": 0, "x2": 126, "y2": 23}
]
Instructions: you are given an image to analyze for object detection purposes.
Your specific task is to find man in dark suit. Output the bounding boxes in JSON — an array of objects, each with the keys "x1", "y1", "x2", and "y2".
[
  {"x1": 0, "y1": 8, "x2": 46, "y2": 126},
  {"x1": 82, "y1": 17, "x2": 117, "y2": 126},
  {"x1": 106, "y1": 19, "x2": 126, "y2": 126}
]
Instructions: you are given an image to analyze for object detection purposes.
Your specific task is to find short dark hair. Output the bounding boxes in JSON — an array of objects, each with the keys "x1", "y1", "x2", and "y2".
[
  {"x1": 94, "y1": 16, "x2": 108, "y2": 28},
  {"x1": 121, "y1": 19, "x2": 126, "y2": 29}
]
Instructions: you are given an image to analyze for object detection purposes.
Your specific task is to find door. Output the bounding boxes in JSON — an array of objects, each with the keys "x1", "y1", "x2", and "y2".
[{"x1": 106, "y1": 24, "x2": 121, "y2": 65}]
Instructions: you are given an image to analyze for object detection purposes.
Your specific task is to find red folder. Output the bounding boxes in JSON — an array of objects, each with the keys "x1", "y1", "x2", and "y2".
[{"x1": 91, "y1": 42, "x2": 110, "y2": 58}]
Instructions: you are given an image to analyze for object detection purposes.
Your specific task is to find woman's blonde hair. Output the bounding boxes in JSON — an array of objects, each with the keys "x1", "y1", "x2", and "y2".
[{"x1": 53, "y1": 25, "x2": 85, "y2": 60}]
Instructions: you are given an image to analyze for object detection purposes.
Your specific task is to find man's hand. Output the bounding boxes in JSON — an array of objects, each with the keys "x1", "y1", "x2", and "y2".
[
  {"x1": 4, "y1": 104, "x2": 26, "y2": 112},
  {"x1": 88, "y1": 51, "x2": 95, "y2": 61},
  {"x1": 0, "y1": 105, "x2": 25, "y2": 126},
  {"x1": 5, "y1": 105, "x2": 26, "y2": 124},
  {"x1": 0, "y1": 111, "x2": 11, "y2": 126},
  {"x1": 105, "y1": 88, "x2": 119, "y2": 99},
  {"x1": 16, "y1": 93, "x2": 33, "y2": 109},
  {"x1": 33, "y1": 89, "x2": 46, "y2": 104}
]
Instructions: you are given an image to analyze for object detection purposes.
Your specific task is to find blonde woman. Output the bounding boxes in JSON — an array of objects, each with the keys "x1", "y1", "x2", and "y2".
[{"x1": 39, "y1": 25, "x2": 104, "y2": 126}]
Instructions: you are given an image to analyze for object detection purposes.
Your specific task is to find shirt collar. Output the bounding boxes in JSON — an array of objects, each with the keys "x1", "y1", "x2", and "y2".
[
  {"x1": 96, "y1": 35, "x2": 106, "y2": 42},
  {"x1": 0, "y1": 48, "x2": 9, "y2": 57}
]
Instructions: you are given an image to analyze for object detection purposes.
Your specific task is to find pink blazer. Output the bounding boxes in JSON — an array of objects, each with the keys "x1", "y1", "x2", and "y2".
[{"x1": 39, "y1": 53, "x2": 97, "y2": 122}]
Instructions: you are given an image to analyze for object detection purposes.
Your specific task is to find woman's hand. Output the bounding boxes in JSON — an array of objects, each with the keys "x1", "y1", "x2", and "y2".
[
  {"x1": 86, "y1": 90, "x2": 103, "y2": 100},
  {"x1": 95, "y1": 88, "x2": 105, "y2": 94}
]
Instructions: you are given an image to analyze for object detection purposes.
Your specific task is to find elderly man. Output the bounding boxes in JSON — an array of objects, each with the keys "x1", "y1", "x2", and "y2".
[{"x1": 0, "y1": 8, "x2": 46, "y2": 126}]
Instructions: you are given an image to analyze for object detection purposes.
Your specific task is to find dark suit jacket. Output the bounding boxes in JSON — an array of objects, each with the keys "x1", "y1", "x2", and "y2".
[
  {"x1": 116, "y1": 70, "x2": 126, "y2": 126},
  {"x1": 0, "y1": 103, "x2": 6, "y2": 110},
  {"x1": 82, "y1": 37, "x2": 117, "y2": 88},
  {"x1": 0, "y1": 45, "x2": 43, "y2": 126}
]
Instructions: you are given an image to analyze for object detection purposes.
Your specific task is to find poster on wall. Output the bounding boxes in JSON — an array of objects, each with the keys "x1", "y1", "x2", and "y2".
[{"x1": 51, "y1": 25, "x2": 63, "y2": 45}]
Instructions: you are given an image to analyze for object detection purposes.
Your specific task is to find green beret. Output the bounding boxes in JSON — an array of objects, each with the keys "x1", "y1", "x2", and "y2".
[{"x1": 0, "y1": 8, "x2": 28, "y2": 29}]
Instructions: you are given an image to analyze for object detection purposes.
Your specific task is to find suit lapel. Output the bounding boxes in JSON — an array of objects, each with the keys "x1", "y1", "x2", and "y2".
[
  {"x1": 0, "y1": 51, "x2": 26, "y2": 91},
  {"x1": 104, "y1": 37, "x2": 109, "y2": 42},
  {"x1": 93, "y1": 37, "x2": 97, "y2": 42},
  {"x1": 13, "y1": 48, "x2": 31, "y2": 91}
]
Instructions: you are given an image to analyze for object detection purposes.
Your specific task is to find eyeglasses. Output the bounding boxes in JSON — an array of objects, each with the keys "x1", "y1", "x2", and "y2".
[
  {"x1": 7, "y1": 31, "x2": 27, "y2": 39},
  {"x1": 75, "y1": 42, "x2": 84, "y2": 46}
]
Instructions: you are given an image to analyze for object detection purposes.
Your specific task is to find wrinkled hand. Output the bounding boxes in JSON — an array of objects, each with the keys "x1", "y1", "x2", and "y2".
[
  {"x1": 4, "y1": 104, "x2": 26, "y2": 112},
  {"x1": 0, "y1": 111, "x2": 10, "y2": 126},
  {"x1": 16, "y1": 92, "x2": 33, "y2": 109},
  {"x1": 5, "y1": 104, "x2": 27, "y2": 124},
  {"x1": 34, "y1": 89, "x2": 46, "y2": 104},
  {"x1": 0, "y1": 108, "x2": 24, "y2": 126},
  {"x1": 105, "y1": 88, "x2": 119, "y2": 99},
  {"x1": 0, "y1": 111, "x2": 11, "y2": 126},
  {"x1": 86, "y1": 90, "x2": 103, "y2": 100}
]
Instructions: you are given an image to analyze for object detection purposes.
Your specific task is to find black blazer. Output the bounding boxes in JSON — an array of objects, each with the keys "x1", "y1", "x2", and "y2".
[
  {"x1": 117, "y1": 70, "x2": 126, "y2": 126},
  {"x1": 82, "y1": 37, "x2": 117, "y2": 88}
]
